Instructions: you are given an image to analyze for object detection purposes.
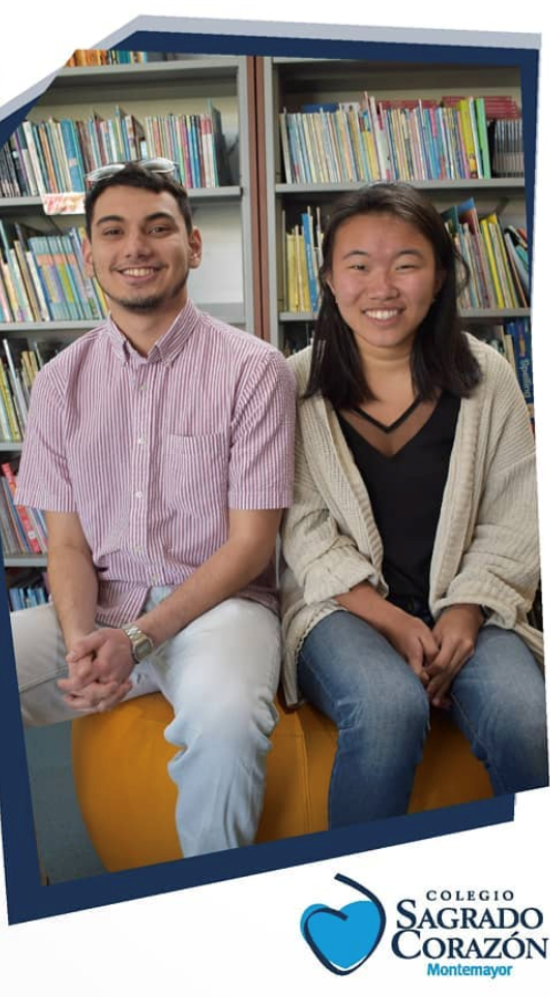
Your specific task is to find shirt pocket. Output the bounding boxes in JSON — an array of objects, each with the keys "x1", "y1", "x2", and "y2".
[{"x1": 162, "y1": 432, "x2": 229, "y2": 514}]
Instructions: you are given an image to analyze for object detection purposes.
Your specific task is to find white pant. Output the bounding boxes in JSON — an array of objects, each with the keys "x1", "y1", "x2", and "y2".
[{"x1": 12, "y1": 589, "x2": 282, "y2": 858}]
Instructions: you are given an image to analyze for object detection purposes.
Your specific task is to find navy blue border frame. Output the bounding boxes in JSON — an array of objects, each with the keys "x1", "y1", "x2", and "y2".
[{"x1": 0, "y1": 25, "x2": 537, "y2": 925}]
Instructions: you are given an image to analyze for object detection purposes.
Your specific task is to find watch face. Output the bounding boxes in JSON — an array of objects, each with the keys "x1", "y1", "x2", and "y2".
[
  {"x1": 123, "y1": 626, "x2": 153, "y2": 663},
  {"x1": 134, "y1": 635, "x2": 154, "y2": 662}
]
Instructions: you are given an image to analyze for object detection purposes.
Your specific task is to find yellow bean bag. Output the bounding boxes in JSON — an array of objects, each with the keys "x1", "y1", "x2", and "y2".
[{"x1": 71, "y1": 692, "x2": 492, "y2": 872}]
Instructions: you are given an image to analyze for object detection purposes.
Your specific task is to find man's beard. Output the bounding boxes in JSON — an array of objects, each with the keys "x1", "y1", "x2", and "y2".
[{"x1": 95, "y1": 271, "x2": 189, "y2": 313}]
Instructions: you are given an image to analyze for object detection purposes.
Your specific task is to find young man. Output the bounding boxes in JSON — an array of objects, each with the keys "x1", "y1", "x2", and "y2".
[{"x1": 11, "y1": 161, "x2": 296, "y2": 859}]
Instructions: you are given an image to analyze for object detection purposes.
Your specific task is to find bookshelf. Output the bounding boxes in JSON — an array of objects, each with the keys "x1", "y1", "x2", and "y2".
[
  {"x1": 0, "y1": 52, "x2": 536, "y2": 580},
  {"x1": 0, "y1": 53, "x2": 255, "y2": 577},
  {"x1": 262, "y1": 56, "x2": 531, "y2": 354},
  {"x1": 0, "y1": 55, "x2": 255, "y2": 330}
]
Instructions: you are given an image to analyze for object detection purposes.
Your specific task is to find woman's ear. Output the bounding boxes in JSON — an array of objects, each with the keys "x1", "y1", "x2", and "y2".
[
  {"x1": 434, "y1": 270, "x2": 445, "y2": 298},
  {"x1": 324, "y1": 272, "x2": 335, "y2": 299}
]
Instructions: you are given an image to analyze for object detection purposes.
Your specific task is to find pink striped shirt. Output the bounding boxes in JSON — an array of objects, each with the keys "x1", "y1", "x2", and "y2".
[{"x1": 16, "y1": 301, "x2": 296, "y2": 623}]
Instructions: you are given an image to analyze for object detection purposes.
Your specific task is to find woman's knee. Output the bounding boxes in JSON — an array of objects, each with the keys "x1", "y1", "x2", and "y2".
[{"x1": 331, "y1": 673, "x2": 430, "y2": 750}]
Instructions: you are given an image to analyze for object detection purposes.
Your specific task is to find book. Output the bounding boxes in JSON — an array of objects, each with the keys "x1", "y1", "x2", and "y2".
[
  {"x1": 456, "y1": 199, "x2": 494, "y2": 309},
  {"x1": 279, "y1": 110, "x2": 292, "y2": 183},
  {"x1": 301, "y1": 209, "x2": 320, "y2": 314},
  {"x1": 1, "y1": 463, "x2": 42, "y2": 554},
  {"x1": 474, "y1": 98, "x2": 492, "y2": 179},
  {"x1": 480, "y1": 217, "x2": 506, "y2": 308},
  {"x1": 0, "y1": 367, "x2": 13, "y2": 440},
  {"x1": 2, "y1": 339, "x2": 28, "y2": 433},
  {"x1": 507, "y1": 319, "x2": 534, "y2": 417},
  {"x1": 0, "y1": 477, "x2": 31, "y2": 553},
  {"x1": 482, "y1": 213, "x2": 522, "y2": 309},
  {"x1": 285, "y1": 231, "x2": 299, "y2": 312},
  {"x1": 0, "y1": 359, "x2": 22, "y2": 440}
]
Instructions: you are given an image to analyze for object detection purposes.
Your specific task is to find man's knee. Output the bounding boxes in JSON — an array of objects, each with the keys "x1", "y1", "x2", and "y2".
[
  {"x1": 9, "y1": 604, "x2": 71, "y2": 726},
  {"x1": 166, "y1": 684, "x2": 279, "y2": 753}
]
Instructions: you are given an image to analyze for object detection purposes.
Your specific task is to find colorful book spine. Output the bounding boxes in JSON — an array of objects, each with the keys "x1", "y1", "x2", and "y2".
[
  {"x1": 0, "y1": 359, "x2": 22, "y2": 440},
  {"x1": 1, "y1": 463, "x2": 42, "y2": 554},
  {"x1": 0, "y1": 365, "x2": 13, "y2": 440},
  {"x1": 507, "y1": 320, "x2": 534, "y2": 416},
  {"x1": 0, "y1": 477, "x2": 31, "y2": 553},
  {"x1": 301, "y1": 209, "x2": 320, "y2": 314}
]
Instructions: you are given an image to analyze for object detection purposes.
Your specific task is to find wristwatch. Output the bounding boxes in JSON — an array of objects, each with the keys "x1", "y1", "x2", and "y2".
[{"x1": 120, "y1": 623, "x2": 155, "y2": 664}]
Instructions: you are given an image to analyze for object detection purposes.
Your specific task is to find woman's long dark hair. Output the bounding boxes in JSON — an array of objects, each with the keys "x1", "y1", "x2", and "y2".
[{"x1": 304, "y1": 183, "x2": 481, "y2": 407}]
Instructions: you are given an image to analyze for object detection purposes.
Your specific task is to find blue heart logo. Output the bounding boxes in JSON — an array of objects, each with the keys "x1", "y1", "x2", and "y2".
[{"x1": 300, "y1": 874, "x2": 386, "y2": 975}]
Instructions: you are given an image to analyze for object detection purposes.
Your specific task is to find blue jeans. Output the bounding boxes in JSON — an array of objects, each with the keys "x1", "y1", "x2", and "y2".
[{"x1": 298, "y1": 611, "x2": 548, "y2": 828}]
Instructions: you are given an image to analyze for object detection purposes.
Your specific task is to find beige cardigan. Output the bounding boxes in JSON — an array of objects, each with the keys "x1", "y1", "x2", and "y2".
[{"x1": 280, "y1": 334, "x2": 543, "y2": 707}]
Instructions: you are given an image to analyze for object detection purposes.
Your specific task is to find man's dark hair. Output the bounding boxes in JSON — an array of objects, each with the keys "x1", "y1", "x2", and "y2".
[
  {"x1": 305, "y1": 182, "x2": 481, "y2": 407},
  {"x1": 84, "y1": 164, "x2": 194, "y2": 238}
]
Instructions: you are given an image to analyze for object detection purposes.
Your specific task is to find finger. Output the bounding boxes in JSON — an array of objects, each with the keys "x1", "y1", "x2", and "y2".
[
  {"x1": 62, "y1": 680, "x2": 130, "y2": 713},
  {"x1": 419, "y1": 631, "x2": 439, "y2": 663},
  {"x1": 69, "y1": 657, "x2": 97, "y2": 685},
  {"x1": 426, "y1": 638, "x2": 472, "y2": 680},
  {"x1": 428, "y1": 678, "x2": 453, "y2": 707},
  {"x1": 96, "y1": 681, "x2": 133, "y2": 712},
  {"x1": 407, "y1": 640, "x2": 429, "y2": 683},
  {"x1": 58, "y1": 666, "x2": 98, "y2": 694},
  {"x1": 426, "y1": 662, "x2": 456, "y2": 698},
  {"x1": 58, "y1": 675, "x2": 91, "y2": 695},
  {"x1": 424, "y1": 638, "x2": 455, "y2": 677},
  {"x1": 62, "y1": 693, "x2": 101, "y2": 712},
  {"x1": 432, "y1": 695, "x2": 452, "y2": 711},
  {"x1": 427, "y1": 649, "x2": 468, "y2": 705},
  {"x1": 67, "y1": 632, "x2": 104, "y2": 661},
  {"x1": 62, "y1": 678, "x2": 117, "y2": 704}
]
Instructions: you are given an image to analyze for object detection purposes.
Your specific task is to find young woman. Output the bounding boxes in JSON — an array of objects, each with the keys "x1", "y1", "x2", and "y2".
[{"x1": 280, "y1": 182, "x2": 547, "y2": 828}]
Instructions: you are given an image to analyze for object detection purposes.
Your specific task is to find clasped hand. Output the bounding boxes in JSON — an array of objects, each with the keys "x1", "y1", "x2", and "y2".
[
  {"x1": 385, "y1": 603, "x2": 484, "y2": 709},
  {"x1": 57, "y1": 629, "x2": 135, "y2": 713},
  {"x1": 424, "y1": 604, "x2": 484, "y2": 708}
]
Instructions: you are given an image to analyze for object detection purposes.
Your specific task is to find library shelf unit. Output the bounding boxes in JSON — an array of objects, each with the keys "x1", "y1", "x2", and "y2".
[
  {"x1": 0, "y1": 54, "x2": 256, "y2": 577},
  {"x1": 261, "y1": 56, "x2": 530, "y2": 354},
  {"x1": 0, "y1": 55, "x2": 255, "y2": 334},
  {"x1": 0, "y1": 51, "x2": 535, "y2": 577}
]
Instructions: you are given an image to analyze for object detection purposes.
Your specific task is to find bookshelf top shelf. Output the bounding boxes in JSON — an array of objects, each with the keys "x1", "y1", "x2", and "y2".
[
  {"x1": 270, "y1": 58, "x2": 522, "y2": 93},
  {"x1": 53, "y1": 57, "x2": 243, "y2": 87},
  {"x1": 275, "y1": 180, "x2": 525, "y2": 196},
  {"x1": 33, "y1": 57, "x2": 245, "y2": 108},
  {"x1": 0, "y1": 321, "x2": 96, "y2": 336},
  {"x1": 0, "y1": 187, "x2": 243, "y2": 216},
  {"x1": 0, "y1": 301, "x2": 246, "y2": 335}
]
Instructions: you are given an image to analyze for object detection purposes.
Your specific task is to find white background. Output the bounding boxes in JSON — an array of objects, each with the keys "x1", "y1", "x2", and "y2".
[{"x1": 1, "y1": 3, "x2": 549, "y2": 995}]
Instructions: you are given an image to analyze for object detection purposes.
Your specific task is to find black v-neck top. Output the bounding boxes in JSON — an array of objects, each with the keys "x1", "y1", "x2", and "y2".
[{"x1": 337, "y1": 391, "x2": 461, "y2": 602}]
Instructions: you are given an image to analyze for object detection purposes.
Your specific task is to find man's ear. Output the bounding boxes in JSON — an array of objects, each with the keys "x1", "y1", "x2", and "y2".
[
  {"x1": 188, "y1": 228, "x2": 203, "y2": 269},
  {"x1": 82, "y1": 236, "x2": 95, "y2": 278}
]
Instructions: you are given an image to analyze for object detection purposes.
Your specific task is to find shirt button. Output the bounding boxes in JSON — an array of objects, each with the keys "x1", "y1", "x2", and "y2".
[
  {"x1": 139, "y1": 384, "x2": 148, "y2": 392},
  {"x1": 135, "y1": 491, "x2": 143, "y2": 499},
  {"x1": 137, "y1": 437, "x2": 146, "y2": 445},
  {"x1": 151, "y1": 577, "x2": 160, "y2": 585},
  {"x1": 134, "y1": 546, "x2": 143, "y2": 553}
]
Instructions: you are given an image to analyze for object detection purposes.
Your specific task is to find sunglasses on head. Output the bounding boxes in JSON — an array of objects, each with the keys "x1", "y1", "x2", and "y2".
[{"x1": 85, "y1": 158, "x2": 181, "y2": 189}]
